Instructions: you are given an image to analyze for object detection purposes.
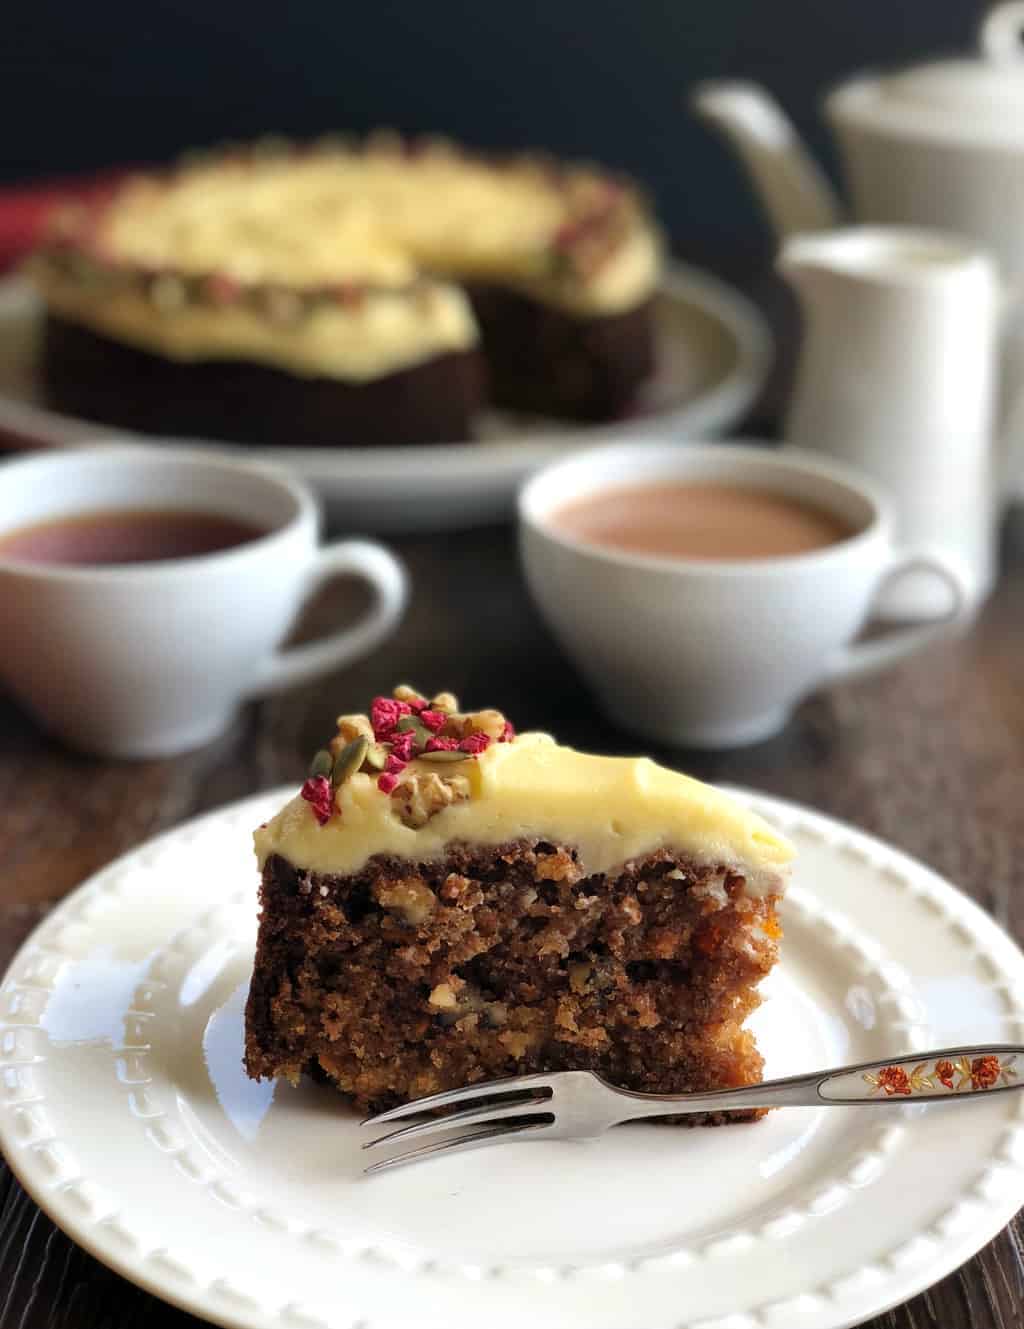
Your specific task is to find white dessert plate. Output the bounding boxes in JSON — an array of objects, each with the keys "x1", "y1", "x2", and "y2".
[
  {"x1": 3, "y1": 785, "x2": 1024, "y2": 1329},
  {"x1": 0, "y1": 264, "x2": 771, "y2": 532}
]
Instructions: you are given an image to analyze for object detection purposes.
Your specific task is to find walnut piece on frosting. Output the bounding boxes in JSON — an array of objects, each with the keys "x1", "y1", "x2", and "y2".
[
  {"x1": 299, "y1": 685, "x2": 516, "y2": 830},
  {"x1": 393, "y1": 770, "x2": 472, "y2": 830}
]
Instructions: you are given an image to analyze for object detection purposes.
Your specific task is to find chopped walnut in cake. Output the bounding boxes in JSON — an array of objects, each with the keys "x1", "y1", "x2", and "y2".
[{"x1": 299, "y1": 685, "x2": 516, "y2": 830}]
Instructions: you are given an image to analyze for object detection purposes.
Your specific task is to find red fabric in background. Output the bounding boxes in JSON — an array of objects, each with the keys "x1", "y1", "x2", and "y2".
[
  {"x1": 0, "y1": 171, "x2": 127, "y2": 451},
  {"x1": 0, "y1": 172, "x2": 126, "y2": 272}
]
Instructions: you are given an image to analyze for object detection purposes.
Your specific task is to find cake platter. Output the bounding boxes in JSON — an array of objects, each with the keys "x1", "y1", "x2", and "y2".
[
  {"x1": 3, "y1": 785, "x2": 1024, "y2": 1329},
  {"x1": 0, "y1": 263, "x2": 771, "y2": 532}
]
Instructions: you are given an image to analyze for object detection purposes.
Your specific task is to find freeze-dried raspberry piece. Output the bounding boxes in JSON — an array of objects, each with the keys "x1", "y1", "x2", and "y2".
[
  {"x1": 205, "y1": 272, "x2": 243, "y2": 305},
  {"x1": 299, "y1": 776, "x2": 334, "y2": 826},
  {"x1": 389, "y1": 731, "x2": 416, "y2": 762},
  {"x1": 377, "y1": 772, "x2": 399, "y2": 793},
  {"x1": 418, "y1": 709, "x2": 446, "y2": 733},
  {"x1": 331, "y1": 281, "x2": 365, "y2": 309},
  {"x1": 370, "y1": 696, "x2": 411, "y2": 738},
  {"x1": 424, "y1": 736, "x2": 461, "y2": 752},
  {"x1": 500, "y1": 721, "x2": 516, "y2": 742},
  {"x1": 459, "y1": 733, "x2": 491, "y2": 754},
  {"x1": 385, "y1": 754, "x2": 408, "y2": 775}
]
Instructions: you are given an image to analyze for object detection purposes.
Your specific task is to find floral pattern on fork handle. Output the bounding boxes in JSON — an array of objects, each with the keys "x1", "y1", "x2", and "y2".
[{"x1": 819, "y1": 1051, "x2": 1018, "y2": 1103}]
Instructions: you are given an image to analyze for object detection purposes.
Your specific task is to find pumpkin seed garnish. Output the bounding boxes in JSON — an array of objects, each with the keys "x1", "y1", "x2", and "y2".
[
  {"x1": 396, "y1": 715, "x2": 431, "y2": 747},
  {"x1": 331, "y1": 735, "x2": 368, "y2": 786},
  {"x1": 309, "y1": 748, "x2": 334, "y2": 779},
  {"x1": 363, "y1": 742, "x2": 388, "y2": 771},
  {"x1": 418, "y1": 749, "x2": 470, "y2": 764}
]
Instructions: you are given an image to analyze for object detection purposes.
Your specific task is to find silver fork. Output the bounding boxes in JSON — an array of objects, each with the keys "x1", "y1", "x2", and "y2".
[{"x1": 361, "y1": 1043, "x2": 1022, "y2": 1173}]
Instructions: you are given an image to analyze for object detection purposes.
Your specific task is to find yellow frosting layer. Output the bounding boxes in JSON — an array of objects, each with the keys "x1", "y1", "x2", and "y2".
[
  {"x1": 100, "y1": 154, "x2": 654, "y2": 306},
  {"x1": 32, "y1": 148, "x2": 660, "y2": 380},
  {"x1": 34, "y1": 265, "x2": 477, "y2": 382},
  {"x1": 254, "y1": 733, "x2": 793, "y2": 893}
]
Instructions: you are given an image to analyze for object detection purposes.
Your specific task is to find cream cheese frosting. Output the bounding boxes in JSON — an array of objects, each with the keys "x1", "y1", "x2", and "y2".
[
  {"x1": 254, "y1": 733, "x2": 793, "y2": 894},
  {"x1": 31, "y1": 142, "x2": 660, "y2": 380},
  {"x1": 33, "y1": 264, "x2": 477, "y2": 381},
  {"x1": 97, "y1": 152, "x2": 653, "y2": 306}
]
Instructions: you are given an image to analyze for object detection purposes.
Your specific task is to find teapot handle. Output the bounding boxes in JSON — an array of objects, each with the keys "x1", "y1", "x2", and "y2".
[{"x1": 981, "y1": 3, "x2": 1024, "y2": 63}]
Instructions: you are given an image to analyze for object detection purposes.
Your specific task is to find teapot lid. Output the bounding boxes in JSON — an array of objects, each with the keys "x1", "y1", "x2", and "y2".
[{"x1": 861, "y1": 3, "x2": 1024, "y2": 129}]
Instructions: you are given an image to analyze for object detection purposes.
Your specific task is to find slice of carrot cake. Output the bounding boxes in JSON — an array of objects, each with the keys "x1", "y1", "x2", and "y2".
[{"x1": 244, "y1": 687, "x2": 792, "y2": 1122}]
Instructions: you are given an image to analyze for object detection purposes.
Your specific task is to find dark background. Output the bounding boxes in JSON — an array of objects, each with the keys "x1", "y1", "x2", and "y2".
[{"x1": 3, "y1": 1, "x2": 986, "y2": 283}]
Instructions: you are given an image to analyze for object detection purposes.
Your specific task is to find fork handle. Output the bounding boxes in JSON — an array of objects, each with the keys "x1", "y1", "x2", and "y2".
[{"x1": 615, "y1": 1044, "x2": 1024, "y2": 1120}]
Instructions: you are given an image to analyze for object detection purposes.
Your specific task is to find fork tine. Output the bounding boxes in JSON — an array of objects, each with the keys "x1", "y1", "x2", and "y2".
[
  {"x1": 364, "y1": 1118, "x2": 551, "y2": 1174},
  {"x1": 364, "y1": 1098, "x2": 553, "y2": 1151},
  {"x1": 361, "y1": 1072, "x2": 555, "y2": 1126}
]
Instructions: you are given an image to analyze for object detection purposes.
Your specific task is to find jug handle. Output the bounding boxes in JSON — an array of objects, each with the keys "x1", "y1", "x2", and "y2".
[
  {"x1": 999, "y1": 282, "x2": 1024, "y2": 506},
  {"x1": 999, "y1": 386, "x2": 1024, "y2": 507}
]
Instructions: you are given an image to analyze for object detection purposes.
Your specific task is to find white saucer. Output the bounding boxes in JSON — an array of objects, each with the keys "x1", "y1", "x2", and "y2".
[
  {"x1": 3, "y1": 786, "x2": 1023, "y2": 1329},
  {"x1": 0, "y1": 265, "x2": 771, "y2": 532}
]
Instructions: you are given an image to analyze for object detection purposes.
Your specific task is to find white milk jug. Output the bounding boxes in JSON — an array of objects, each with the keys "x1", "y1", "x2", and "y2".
[{"x1": 779, "y1": 226, "x2": 1005, "y2": 620}]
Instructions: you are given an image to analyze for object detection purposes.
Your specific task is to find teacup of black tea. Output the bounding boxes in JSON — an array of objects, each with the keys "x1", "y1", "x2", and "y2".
[{"x1": 0, "y1": 448, "x2": 407, "y2": 757}]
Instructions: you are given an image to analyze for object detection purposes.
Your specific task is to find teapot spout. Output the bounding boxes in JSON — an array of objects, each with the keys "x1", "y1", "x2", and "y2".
[{"x1": 692, "y1": 81, "x2": 841, "y2": 239}]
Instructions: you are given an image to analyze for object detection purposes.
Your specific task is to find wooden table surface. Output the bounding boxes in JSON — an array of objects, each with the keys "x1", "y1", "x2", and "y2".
[{"x1": 1, "y1": 491, "x2": 1023, "y2": 1328}]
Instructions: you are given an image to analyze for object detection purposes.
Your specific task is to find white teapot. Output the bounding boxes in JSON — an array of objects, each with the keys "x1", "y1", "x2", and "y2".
[{"x1": 694, "y1": 3, "x2": 1024, "y2": 401}]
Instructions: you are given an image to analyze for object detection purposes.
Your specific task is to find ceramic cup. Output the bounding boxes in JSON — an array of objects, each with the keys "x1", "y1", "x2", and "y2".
[
  {"x1": 0, "y1": 447, "x2": 408, "y2": 758},
  {"x1": 519, "y1": 441, "x2": 973, "y2": 748}
]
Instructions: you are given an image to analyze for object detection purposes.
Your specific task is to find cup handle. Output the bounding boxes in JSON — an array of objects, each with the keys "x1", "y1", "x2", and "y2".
[
  {"x1": 822, "y1": 546, "x2": 973, "y2": 686},
  {"x1": 244, "y1": 539, "x2": 408, "y2": 697}
]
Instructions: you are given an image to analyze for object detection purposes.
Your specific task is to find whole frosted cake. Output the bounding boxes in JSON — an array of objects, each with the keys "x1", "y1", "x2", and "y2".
[
  {"x1": 29, "y1": 136, "x2": 660, "y2": 447},
  {"x1": 244, "y1": 687, "x2": 792, "y2": 1121}
]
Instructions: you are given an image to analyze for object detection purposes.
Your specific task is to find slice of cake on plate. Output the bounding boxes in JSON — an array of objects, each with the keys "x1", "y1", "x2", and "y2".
[{"x1": 245, "y1": 687, "x2": 792, "y2": 1122}]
